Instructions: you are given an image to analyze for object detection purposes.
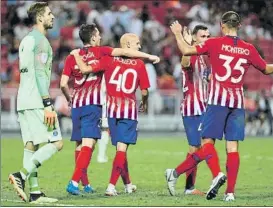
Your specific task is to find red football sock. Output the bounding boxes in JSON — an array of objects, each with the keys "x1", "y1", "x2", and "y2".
[
  {"x1": 75, "y1": 150, "x2": 80, "y2": 163},
  {"x1": 72, "y1": 146, "x2": 93, "y2": 183},
  {"x1": 185, "y1": 153, "x2": 197, "y2": 189},
  {"x1": 175, "y1": 143, "x2": 220, "y2": 178},
  {"x1": 109, "y1": 151, "x2": 126, "y2": 185},
  {"x1": 202, "y1": 143, "x2": 221, "y2": 178},
  {"x1": 75, "y1": 150, "x2": 89, "y2": 185},
  {"x1": 225, "y1": 152, "x2": 240, "y2": 194},
  {"x1": 121, "y1": 155, "x2": 131, "y2": 185},
  {"x1": 175, "y1": 154, "x2": 200, "y2": 176}
]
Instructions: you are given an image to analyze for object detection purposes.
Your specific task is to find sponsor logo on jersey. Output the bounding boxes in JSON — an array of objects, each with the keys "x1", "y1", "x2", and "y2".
[{"x1": 20, "y1": 68, "x2": 28, "y2": 73}]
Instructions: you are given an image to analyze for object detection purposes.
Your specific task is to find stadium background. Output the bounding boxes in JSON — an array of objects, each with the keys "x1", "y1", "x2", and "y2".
[
  {"x1": 1, "y1": 0, "x2": 273, "y2": 136},
  {"x1": 1, "y1": 0, "x2": 273, "y2": 207}
]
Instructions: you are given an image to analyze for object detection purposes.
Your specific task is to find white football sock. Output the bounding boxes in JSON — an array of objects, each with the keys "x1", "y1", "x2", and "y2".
[
  {"x1": 98, "y1": 130, "x2": 109, "y2": 159},
  {"x1": 23, "y1": 149, "x2": 40, "y2": 193},
  {"x1": 23, "y1": 143, "x2": 58, "y2": 175}
]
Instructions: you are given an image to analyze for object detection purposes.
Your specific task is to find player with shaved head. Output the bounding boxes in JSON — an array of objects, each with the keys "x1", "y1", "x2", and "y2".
[
  {"x1": 71, "y1": 33, "x2": 153, "y2": 196},
  {"x1": 64, "y1": 27, "x2": 159, "y2": 195}
]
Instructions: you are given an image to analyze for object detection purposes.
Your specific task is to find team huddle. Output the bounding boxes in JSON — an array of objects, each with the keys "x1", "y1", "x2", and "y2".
[{"x1": 8, "y1": 1, "x2": 273, "y2": 204}]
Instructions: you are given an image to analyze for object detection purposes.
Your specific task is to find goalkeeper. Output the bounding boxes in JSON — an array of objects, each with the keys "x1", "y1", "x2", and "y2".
[{"x1": 8, "y1": 2, "x2": 63, "y2": 204}]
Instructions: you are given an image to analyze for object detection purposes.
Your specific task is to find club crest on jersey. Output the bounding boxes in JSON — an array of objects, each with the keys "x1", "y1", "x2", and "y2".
[{"x1": 53, "y1": 130, "x2": 58, "y2": 137}]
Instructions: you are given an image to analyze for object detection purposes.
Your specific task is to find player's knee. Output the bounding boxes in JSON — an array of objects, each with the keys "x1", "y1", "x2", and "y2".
[
  {"x1": 189, "y1": 145, "x2": 200, "y2": 154},
  {"x1": 201, "y1": 138, "x2": 215, "y2": 145},
  {"x1": 226, "y1": 141, "x2": 238, "y2": 153},
  {"x1": 75, "y1": 141, "x2": 82, "y2": 150},
  {"x1": 116, "y1": 142, "x2": 127, "y2": 152},
  {"x1": 53, "y1": 140, "x2": 64, "y2": 151},
  {"x1": 82, "y1": 138, "x2": 97, "y2": 148},
  {"x1": 25, "y1": 141, "x2": 39, "y2": 151}
]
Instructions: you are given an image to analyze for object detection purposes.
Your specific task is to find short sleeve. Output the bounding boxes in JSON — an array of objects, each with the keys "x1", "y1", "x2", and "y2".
[
  {"x1": 250, "y1": 45, "x2": 266, "y2": 72},
  {"x1": 62, "y1": 55, "x2": 74, "y2": 76},
  {"x1": 100, "y1": 46, "x2": 114, "y2": 56},
  {"x1": 138, "y1": 60, "x2": 150, "y2": 90},
  {"x1": 195, "y1": 38, "x2": 213, "y2": 55}
]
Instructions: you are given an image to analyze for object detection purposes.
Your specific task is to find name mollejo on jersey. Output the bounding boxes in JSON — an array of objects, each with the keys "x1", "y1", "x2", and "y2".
[
  {"x1": 222, "y1": 44, "x2": 250, "y2": 55},
  {"x1": 114, "y1": 57, "x2": 137, "y2": 65}
]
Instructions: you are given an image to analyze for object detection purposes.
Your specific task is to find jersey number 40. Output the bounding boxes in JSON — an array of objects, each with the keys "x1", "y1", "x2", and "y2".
[{"x1": 109, "y1": 66, "x2": 137, "y2": 94}]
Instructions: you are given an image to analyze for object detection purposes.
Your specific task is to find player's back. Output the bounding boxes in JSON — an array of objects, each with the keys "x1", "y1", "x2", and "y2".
[
  {"x1": 62, "y1": 46, "x2": 113, "y2": 108},
  {"x1": 181, "y1": 55, "x2": 209, "y2": 116},
  {"x1": 102, "y1": 56, "x2": 150, "y2": 120},
  {"x1": 72, "y1": 46, "x2": 112, "y2": 89},
  {"x1": 17, "y1": 29, "x2": 53, "y2": 111},
  {"x1": 199, "y1": 36, "x2": 266, "y2": 108}
]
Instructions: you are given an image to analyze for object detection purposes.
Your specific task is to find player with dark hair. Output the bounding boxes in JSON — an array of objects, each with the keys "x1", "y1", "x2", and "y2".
[
  {"x1": 70, "y1": 33, "x2": 151, "y2": 196},
  {"x1": 166, "y1": 11, "x2": 273, "y2": 201},
  {"x1": 9, "y1": 2, "x2": 62, "y2": 203},
  {"x1": 61, "y1": 24, "x2": 159, "y2": 195},
  {"x1": 166, "y1": 25, "x2": 210, "y2": 196}
]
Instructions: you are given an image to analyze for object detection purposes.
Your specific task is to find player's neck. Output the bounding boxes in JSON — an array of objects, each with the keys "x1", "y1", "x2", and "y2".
[
  {"x1": 224, "y1": 30, "x2": 238, "y2": 37},
  {"x1": 33, "y1": 24, "x2": 47, "y2": 36},
  {"x1": 84, "y1": 44, "x2": 93, "y2": 47}
]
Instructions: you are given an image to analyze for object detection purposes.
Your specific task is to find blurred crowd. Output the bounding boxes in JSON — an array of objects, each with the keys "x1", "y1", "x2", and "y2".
[{"x1": 1, "y1": 0, "x2": 273, "y2": 134}]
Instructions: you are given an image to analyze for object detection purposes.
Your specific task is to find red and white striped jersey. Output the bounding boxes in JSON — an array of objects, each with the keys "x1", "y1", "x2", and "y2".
[
  {"x1": 91, "y1": 56, "x2": 150, "y2": 120},
  {"x1": 62, "y1": 46, "x2": 113, "y2": 108},
  {"x1": 181, "y1": 55, "x2": 210, "y2": 116},
  {"x1": 196, "y1": 36, "x2": 267, "y2": 109}
]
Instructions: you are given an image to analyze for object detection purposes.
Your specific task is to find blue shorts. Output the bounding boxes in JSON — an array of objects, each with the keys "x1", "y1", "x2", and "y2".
[
  {"x1": 182, "y1": 115, "x2": 204, "y2": 147},
  {"x1": 200, "y1": 105, "x2": 245, "y2": 141},
  {"x1": 108, "y1": 118, "x2": 138, "y2": 146},
  {"x1": 71, "y1": 105, "x2": 102, "y2": 141}
]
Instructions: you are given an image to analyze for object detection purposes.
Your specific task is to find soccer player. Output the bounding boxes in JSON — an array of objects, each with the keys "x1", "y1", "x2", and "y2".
[
  {"x1": 166, "y1": 11, "x2": 273, "y2": 201},
  {"x1": 167, "y1": 25, "x2": 210, "y2": 196},
  {"x1": 60, "y1": 24, "x2": 159, "y2": 195},
  {"x1": 8, "y1": 2, "x2": 63, "y2": 203},
  {"x1": 71, "y1": 33, "x2": 150, "y2": 196}
]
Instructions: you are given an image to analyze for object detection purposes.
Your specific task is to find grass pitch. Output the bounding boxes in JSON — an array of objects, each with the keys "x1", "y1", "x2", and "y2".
[{"x1": 1, "y1": 136, "x2": 273, "y2": 206}]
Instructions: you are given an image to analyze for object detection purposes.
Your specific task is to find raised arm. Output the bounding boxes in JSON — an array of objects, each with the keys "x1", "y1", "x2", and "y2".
[
  {"x1": 111, "y1": 48, "x2": 160, "y2": 64},
  {"x1": 250, "y1": 46, "x2": 273, "y2": 75},
  {"x1": 70, "y1": 49, "x2": 100, "y2": 75},
  {"x1": 181, "y1": 27, "x2": 193, "y2": 68},
  {"x1": 263, "y1": 64, "x2": 273, "y2": 75},
  {"x1": 170, "y1": 21, "x2": 197, "y2": 56},
  {"x1": 181, "y1": 56, "x2": 191, "y2": 68}
]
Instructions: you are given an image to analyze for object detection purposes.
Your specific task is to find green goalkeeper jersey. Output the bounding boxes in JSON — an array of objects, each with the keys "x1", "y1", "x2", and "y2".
[{"x1": 17, "y1": 28, "x2": 53, "y2": 111}]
